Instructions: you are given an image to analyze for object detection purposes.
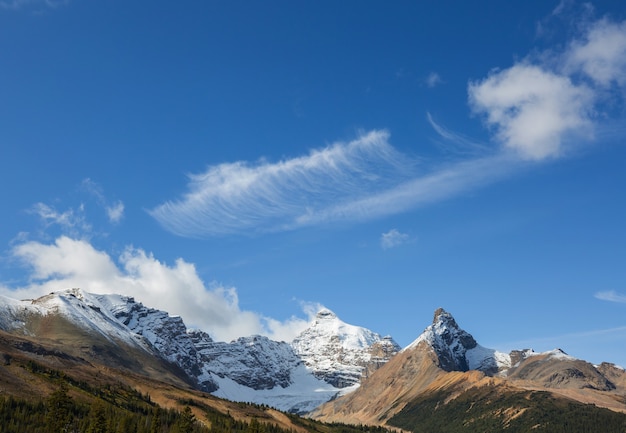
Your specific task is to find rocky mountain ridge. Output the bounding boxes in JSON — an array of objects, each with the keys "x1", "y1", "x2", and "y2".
[
  {"x1": 310, "y1": 307, "x2": 626, "y2": 429},
  {"x1": 2, "y1": 288, "x2": 625, "y2": 428},
  {"x1": 0, "y1": 288, "x2": 398, "y2": 413},
  {"x1": 405, "y1": 307, "x2": 511, "y2": 374}
]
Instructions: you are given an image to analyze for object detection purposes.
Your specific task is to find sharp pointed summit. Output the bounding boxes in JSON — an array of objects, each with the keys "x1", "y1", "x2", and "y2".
[
  {"x1": 314, "y1": 308, "x2": 338, "y2": 322},
  {"x1": 406, "y1": 308, "x2": 506, "y2": 374}
]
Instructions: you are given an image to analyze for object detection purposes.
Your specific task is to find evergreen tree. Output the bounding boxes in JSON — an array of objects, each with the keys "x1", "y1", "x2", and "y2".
[
  {"x1": 150, "y1": 406, "x2": 162, "y2": 433},
  {"x1": 117, "y1": 414, "x2": 137, "y2": 433},
  {"x1": 45, "y1": 383, "x2": 73, "y2": 433},
  {"x1": 87, "y1": 402, "x2": 108, "y2": 433},
  {"x1": 177, "y1": 406, "x2": 195, "y2": 433}
]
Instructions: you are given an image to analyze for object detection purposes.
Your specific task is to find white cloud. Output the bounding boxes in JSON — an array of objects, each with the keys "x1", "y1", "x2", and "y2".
[
  {"x1": 564, "y1": 19, "x2": 626, "y2": 87},
  {"x1": 106, "y1": 201, "x2": 125, "y2": 224},
  {"x1": 150, "y1": 130, "x2": 415, "y2": 237},
  {"x1": 595, "y1": 290, "x2": 626, "y2": 304},
  {"x1": 468, "y1": 64, "x2": 594, "y2": 160},
  {"x1": 380, "y1": 229, "x2": 410, "y2": 250},
  {"x1": 426, "y1": 72, "x2": 443, "y2": 88},
  {"x1": 469, "y1": 17, "x2": 626, "y2": 161},
  {"x1": 28, "y1": 179, "x2": 125, "y2": 237},
  {"x1": 29, "y1": 202, "x2": 92, "y2": 237},
  {"x1": 2, "y1": 236, "x2": 313, "y2": 342},
  {"x1": 82, "y1": 178, "x2": 125, "y2": 224}
]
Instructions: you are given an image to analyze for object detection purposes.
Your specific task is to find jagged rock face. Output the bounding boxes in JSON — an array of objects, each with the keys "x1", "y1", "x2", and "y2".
[
  {"x1": 291, "y1": 308, "x2": 400, "y2": 388},
  {"x1": 97, "y1": 294, "x2": 303, "y2": 393},
  {"x1": 94, "y1": 294, "x2": 218, "y2": 392},
  {"x1": 407, "y1": 308, "x2": 479, "y2": 372},
  {"x1": 97, "y1": 295, "x2": 201, "y2": 373},
  {"x1": 597, "y1": 362, "x2": 626, "y2": 389},
  {"x1": 189, "y1": 331, "x2": 302, "y2": 390},
  {"x1": 506, "y1": 349, "x2": 617, "y2": 391},
  {"x1": 362, "y1": 336, "x2": 402, "y2": 379}
]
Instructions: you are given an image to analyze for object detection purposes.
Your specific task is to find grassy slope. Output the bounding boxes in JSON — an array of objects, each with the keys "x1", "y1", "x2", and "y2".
[{"x1": 388, "y1": 382, "x2": 626, "y2": 433}]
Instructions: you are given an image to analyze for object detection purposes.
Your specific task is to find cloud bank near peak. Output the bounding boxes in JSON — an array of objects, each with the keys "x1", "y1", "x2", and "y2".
[{"x1": 1, "y1": 236, "x2": 315, "y2": 342}]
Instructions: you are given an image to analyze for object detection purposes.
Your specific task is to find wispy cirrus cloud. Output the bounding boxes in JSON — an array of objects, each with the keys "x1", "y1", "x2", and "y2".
[
  {"x1": 595, "y1": 290, "x2": 626, "y2": 304},
  {"x1": 29, "y1": 202, "x2": 92, "y2": 238},
  {"x1": 0, "y1": 0, "x2": 68, "y2": 10},
  {"x1": 81, "y1": 178, "x2": 125, "y2": 224},
  {"x1": 27, "y1": 179, "x2": 124, "y2": 240},
  {"x1": 427, "y1": 112, "x2": 490, "y2": 156},
  {"x1": 150, "y1": 130, "x2": 416, "y2": 237},
  {"x1": 294, "y1": 153, "x2": 519, "y2": 228},
  {"x1": 150, "y1": 130, "x2": 525, "y2": 237}
]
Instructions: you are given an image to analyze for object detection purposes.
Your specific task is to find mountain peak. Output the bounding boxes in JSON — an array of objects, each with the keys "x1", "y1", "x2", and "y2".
[
  {"x1": 407, "y1": 308, "x2": 482, "y2": 372},
  {"x1": 315, "y1": 308, "x2": 337, "y2": 321},
  {"x1": 292, "y1": 308, "x2": 400, "y2": 388},
  {"x1": 432, "y1": 307, "x2": 451, "y2": 324},
  {"x1": 404, "y1": 308, "x2": 511, "y2": 374}
]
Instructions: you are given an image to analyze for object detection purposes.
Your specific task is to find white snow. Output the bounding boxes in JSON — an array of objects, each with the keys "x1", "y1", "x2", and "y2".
[
  {"x1": 212, "y1": 363, "x2": 340, "y2": 413},
  {"x1": 291, "y1": 308, "x2": 400, "y2": 388},
  {"x1": 466, "y1": 345, "x2": 511, "y2": 371}
]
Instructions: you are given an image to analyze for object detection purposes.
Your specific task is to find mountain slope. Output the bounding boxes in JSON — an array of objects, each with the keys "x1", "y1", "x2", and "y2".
[
  {"x1": 0, "y1": 328, "x2": 387, "y2": 433},
  {"x1": 0, "y1": 289, "x2": 396, "y2": 414},
  {"x1": 3, "y1": 290, "x2": 625, "y2": 431},
  {"x1": 310, "y1": 307, "x2": 626, "y2": 429},
  {"x1": 388, "y1": 376, "x2": 626, "y2": 433}
]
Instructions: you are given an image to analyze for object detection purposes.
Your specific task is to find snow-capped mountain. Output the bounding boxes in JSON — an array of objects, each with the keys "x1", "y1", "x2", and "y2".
[
  {"x1": 405, "y1": 307, "x2": 510, "y2": 374},
  {"x1": 0, "y1": 289, "x2": 149, "y2": 350},
  {"x1": 0, "y1": 289, "x2": 395, "y2": 413},
  {"x1": 291, "y1": 308, "x2": 400, "y2": 388}
]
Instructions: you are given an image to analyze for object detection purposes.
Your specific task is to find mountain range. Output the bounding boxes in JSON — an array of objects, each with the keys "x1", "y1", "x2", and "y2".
[
  {"x1": 1, "y1": 289, "x2": 625, "y2": 432},
  {"x1": 0, "y1": 288, "x2": 399, "y2": 414},
  {"x1": 311, "y1": 308, "x2": 626, "y2": 432}
]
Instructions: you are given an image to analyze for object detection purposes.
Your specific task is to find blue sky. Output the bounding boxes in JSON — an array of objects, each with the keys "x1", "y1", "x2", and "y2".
[{"x1": 1, "y1": 0, "x2": 626, "y2": 367}]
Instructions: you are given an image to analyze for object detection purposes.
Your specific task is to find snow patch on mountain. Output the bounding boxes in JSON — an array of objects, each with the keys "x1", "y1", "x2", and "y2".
[{"x1": 212, "y1": 363, "x2": 340, "y2": 414}]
